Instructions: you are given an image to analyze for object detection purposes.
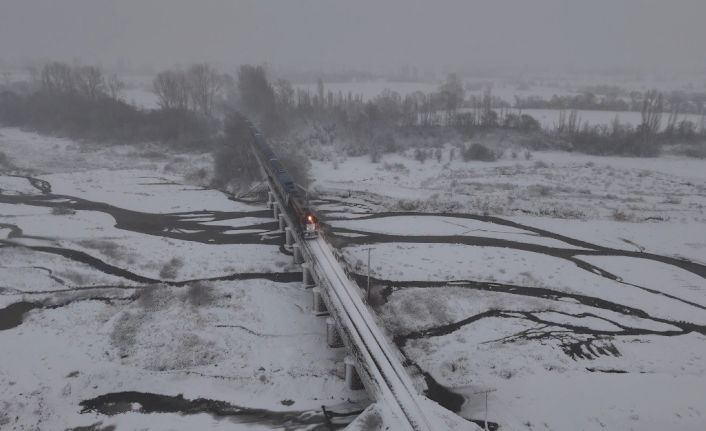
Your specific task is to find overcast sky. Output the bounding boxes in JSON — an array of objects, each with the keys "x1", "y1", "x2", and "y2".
[{"x1": 1, "y1": 0, "x2": 705, "y2": 74}]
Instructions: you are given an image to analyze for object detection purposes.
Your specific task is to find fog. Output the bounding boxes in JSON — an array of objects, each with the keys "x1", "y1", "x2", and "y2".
[{"x1": 1, "y1": 0, "x2": 706, "y2": 74}]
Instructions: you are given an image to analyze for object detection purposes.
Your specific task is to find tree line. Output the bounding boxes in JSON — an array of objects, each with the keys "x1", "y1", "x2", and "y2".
[
  {"x1": 515, "y1": 90, "x2": 706, "y2": 115},
  {"x1": 0, "y1": 61, "x2": 214, "y2": 146},
  {"x1": 232, "y1": 66, "x2": 705, "y2": 159}
]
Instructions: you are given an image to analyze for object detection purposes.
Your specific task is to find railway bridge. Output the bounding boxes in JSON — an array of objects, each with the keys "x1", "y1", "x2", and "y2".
[{"x1": 247, "y1": 126, "x2": 479, "y2": 431}]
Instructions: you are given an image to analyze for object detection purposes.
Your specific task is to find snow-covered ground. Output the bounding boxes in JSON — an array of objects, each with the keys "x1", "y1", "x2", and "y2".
[
  {"x1": 509, "y1": 108, "x2": 705, "y2": 131},
  {"x1": 310, "y1": 145, "x2": 706, "y2": 430},
  {"x1": 313, "y1": 147, "x2": 706, "y2": 227},
  {"x1": 301, "y1": 76, "x2": 706, "y2": 132},
  {"x1": 294, "y1": 80, "x2": 437, "y2": 102},
  {"x1": 0, "y1": 128, "x2": 367, "y2": 430}
]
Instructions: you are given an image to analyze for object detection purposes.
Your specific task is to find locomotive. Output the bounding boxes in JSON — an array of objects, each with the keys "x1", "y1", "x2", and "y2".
[{"x1": 248, "y1": 125, "x2": 319, "y2": 239}]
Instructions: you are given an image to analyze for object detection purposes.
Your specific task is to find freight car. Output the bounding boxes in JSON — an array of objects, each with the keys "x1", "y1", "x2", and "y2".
[{"x1": 248, "y1": 126, "x2": 318, "y2": 238}]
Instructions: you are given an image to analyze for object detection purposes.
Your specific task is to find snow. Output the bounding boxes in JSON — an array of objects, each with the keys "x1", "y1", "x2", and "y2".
[
  {"x1": 294, "y1": 80, "x2": 437, "y2": 102},
  {"x1": 330, "y1": 215, "x2": 587, "y2": 249},
  {"x1": 406, "y1": 322, "x2": 706, "y2": 431},
  {"x1": 508, "y1": 216, "x2": 706, "y2": 264},
  {"x1": 309, "y1": 237, "x2": 455, "y2": 430},
  {"x1": 502, "y1": 108, "x2": 705, "y2": 131},
  {"x1": 44, "y1": 169, "x2": 252, "y2": 213},
  {"x1": 0, "y1": 280, "x2": 365, "y2": 429},
  {"x1": 0, "y1": 127, "x2": 368, "y2": 430},
  {"x1": 122, "y1": 87, "x2": 160, "y2": 110},
  {"x1": 0, "y1": 201, "x2": 290, "y2": 281},
  {"x1": 310, "y1": 139, "x2": 706, "y2": 430},
  {"x1": 354, "y1": 241, "x2": 706, "y2": 326}
]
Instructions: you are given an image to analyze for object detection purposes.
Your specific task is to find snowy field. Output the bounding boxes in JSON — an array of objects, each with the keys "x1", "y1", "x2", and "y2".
[
  {"x1": 296, "y1": 76, "x2": 706, "y2": 133},
  {"x1": 0, "y1": 128, "x2": 367, "y2": 430},
  {"x1": 294, "y1": 80, "x2": 437, "y2": 102},
  {"x1": 506, "y1": 108, "x2": 705, "y2": 131},
  {"x1": 310, "y1": 145, "x2": 706, "y2": 430}
]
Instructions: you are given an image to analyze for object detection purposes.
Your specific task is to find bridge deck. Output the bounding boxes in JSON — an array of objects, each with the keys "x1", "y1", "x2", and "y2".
[{"x1": 249, "y1": 131, "x2": 478, "y2": 430}]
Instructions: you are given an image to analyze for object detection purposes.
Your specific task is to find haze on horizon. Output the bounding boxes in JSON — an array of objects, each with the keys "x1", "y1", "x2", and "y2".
[{"x1": 1, "y1": 0, "x2": 705, "y2": 76}]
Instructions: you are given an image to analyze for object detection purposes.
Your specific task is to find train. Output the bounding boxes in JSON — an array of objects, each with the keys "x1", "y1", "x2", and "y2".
[{"x1": 247, "y1": 124, "x2": 319, "y2": 239}]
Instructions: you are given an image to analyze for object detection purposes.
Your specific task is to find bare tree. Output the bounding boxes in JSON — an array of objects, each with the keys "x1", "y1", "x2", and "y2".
[
  {"x1": 40, "y1": 62, "x2": 75, "y2": 93},
  {"x1": 275, "y1": 78, "x2": 295, "y2": 111},
  {"x1": 638, "y1": 90, "x2": 663, "y2": 155},
  {"x1": 439, "y1": 73, "x2": 464, "y2": 124},
  {"x1": 106, "y1": 73, "x2": 125, "y2": 100},
  {"x1": 186, "y1": 63, "x2": 224, "y2": 116},
  {"x1": 74, "y1": 65, "x2": 105, "y2": 99},
  {"x1": 237, "y1": 65, "x2": 276, "y2": 118},
  {"x1": 153, "y1": 70, "x2": 189, "y2": 110},
  {"x1": 641, "y1": 90, "x2": 663, "y2": 137},
  {"x1": 567, "y1": 109, "x2": 580, "y2": 137},
  {"x1": 664, "y1": 93, "x2": 681, "y2": 137},
  {"x1": 556, "y1": 109, "x2": 566, "y2": 134},
  {"x1": 316, "y1": 78, "x2": 325, "y2": 108},
  {"x1": 480, "y1": 87, "x2": 497, "y2": 127}
]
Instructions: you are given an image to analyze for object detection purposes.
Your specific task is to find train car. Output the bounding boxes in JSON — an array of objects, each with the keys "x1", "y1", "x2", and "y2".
[
  {"x1": 247, "y1": 125, "x2": 319, "y2": 239},
  {"x1": 290, "y1": 193, "x2": 319, "y2": 239}
]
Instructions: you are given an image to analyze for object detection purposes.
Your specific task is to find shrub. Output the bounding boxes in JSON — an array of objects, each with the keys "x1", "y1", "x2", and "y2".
[
  {"x1": 529, "y1": 184, "x2": 554, "y2": 197},
  {"x1": 373, "y1": 131, "x2": 398, "y2": 153},
  {"x1": 51, "y1": 206, "x2": 75, "y2": 216},
  {"x1": 159, "y1": 257, "x2": 184, "y2": 279},
  {"x1": 382, "y1": 162, "x2": 409, "y2": 174},
  {"x1": 611, "y1": 209, "x2": 631, "y2": 221},
  {"x1": 185, "y1": 282, "x2": 215, "y2": 307},
  {"x1": 211, "y1": 112, "x2": 260, "y2": 188},
  {"x1": 396, "y1": 199, "x2": 421, "y2": 211},
  {"x1": 680, "y1": 143, "x2": 706, "y2": 159},
  {"x1": 274, "y1": 142, "x2": 312, "y2": 188},
  {"x1": 0, "y1": 151, "x2": 15, "y2": 170},
  {"x1": 461, "y1": 143, "x2": 498, "y2": 162},
  {"x1": 0, "y1": 89, "x2": 213, "y2": 146},
  {"x1": 414, "y1": 148, "x2": 428, "y2": 163}
]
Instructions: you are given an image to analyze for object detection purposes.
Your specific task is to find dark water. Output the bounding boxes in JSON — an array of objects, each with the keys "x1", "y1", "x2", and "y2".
[
  {"x1": 0, "y1": 295, "x2": 141, "y2": 331},
  {"x1": 6, "y1": 180, "x2": 704, "y2": 429},
  {"x1": 0, "y1": 175, "x2": 302, "y2": 324},
  {"x1": 318, "y1": 206, "x2": 706, "y2": 429},
  {"x1": 0, "y1": 301, "x2": 40, "y2": 330},
  {"x1": 0, "y1": 175, "x2": 281, "y2": 246},
  {"x1": 326, "y1": 211, "x2": 706, "y2": 282},
  {"x1": 80, "y1": 392, "x2": 357, "y2": 430}
]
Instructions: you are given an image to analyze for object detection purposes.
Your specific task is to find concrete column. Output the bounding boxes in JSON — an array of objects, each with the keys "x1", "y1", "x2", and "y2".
[
  {"x1": 312, "y1": 287, "x2": 328, "y2": 315},
  {"x1": 278, "y1": 214, "x2": 286, "y2": 232},
  {"x1": 285, "y1": 227, "x2": 293, "y2": 247},
  {"x1": 272, "y1": 203, "x2": 279, "y2": 220},
  {"x1": 344, "y1": 356, "x2": 364, "y2": 390},
  {"x1": 292, "y1": 243, "x2": 303, "y2": 264},
  {"x1": 326, "y1": 318, "x2": 343, "y2": 348},
  {"x1": 302, "y1": 262, "x2": 315, "y2": 287}
]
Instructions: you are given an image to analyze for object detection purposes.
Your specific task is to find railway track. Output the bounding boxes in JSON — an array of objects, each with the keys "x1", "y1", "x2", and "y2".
[
  {"x1": 308, "y1": 237, "x2": 435, "y2": 430},
  {"x1": 245, "y1": 121, "x2": 477, "y2": 430}
]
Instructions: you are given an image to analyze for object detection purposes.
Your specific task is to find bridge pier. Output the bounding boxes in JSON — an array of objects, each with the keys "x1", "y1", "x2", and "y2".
[
  {"x1": 326, "y1": 317, "x2": 343, "y2": 348},
  {"x1": 292, "y1": 243, "x2": 303, "y2": 264},
  {"x1": 302, "y1": 262, "x2": 315, "y2": 288},
  {"x1": 344, "y1": 356, "x2": 364, "y2": 390},
  {"x1": 285, "y1": 227, "x2": 294, "y2": 248},
  {"x1": 312, "y1": 287, "x2": 328, "y2": 315},
  {"x1": 272, "y1": 202, "x2": 280, "y2": 220}
]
